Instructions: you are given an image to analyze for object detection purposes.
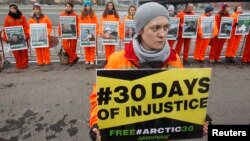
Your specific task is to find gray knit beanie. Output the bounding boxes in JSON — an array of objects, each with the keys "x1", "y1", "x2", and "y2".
[{"x1": 134, "y1": 2, "x2": 169, "y2": 38}]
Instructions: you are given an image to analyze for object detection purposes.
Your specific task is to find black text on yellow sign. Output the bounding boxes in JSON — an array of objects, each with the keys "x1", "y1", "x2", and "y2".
[{"x1": 97, "y1": 69, "x2": 211, "y2": 130}]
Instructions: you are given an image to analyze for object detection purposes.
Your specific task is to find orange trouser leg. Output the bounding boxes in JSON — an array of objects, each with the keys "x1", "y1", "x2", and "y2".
[
  {"x1": 35, "y1": 48, "x2": 43, "y2": 65},
  {"x1": 43, "y1": 48, "x2": 51, "y2": 64},
  {"x1": 194, "y1": 37, "x2": 203, "y2": 60},
  {"x1": 199, "y1": 39, "x2": 211, "y2": 61},
  {"x1": 209, "y1": 38, "x2": 226, "y2": 61},
  {"x1": 21, "y1": 49, "x2": 28, "y2": 68},
  {"x1": 175, "y1": 37, "x2": 184, "y2": 55},
  {"x1": 183, "y1": 38, "x2": 191, "y2": 61},
  {"x1": 225, "y1": 34, "x2": 235, "y2": 57},
  {"x1": 231, "y1": 35, "x2": 242, "y2": 58},
  {"x1": 89, "y1": 47, "x2": 96, "y2": 63},
  {"x1": 215, "y1": 39, "x2": 227, "y2": 61},
  {"x1": 12, "y1": 50, "x2": 22, "y2": 69},
  {"x1": 105, "y1": 45, "x2": 115, "y2": 60},
  {"x1": 12, "y1": 49, "x2": 28, "y2": 69},
  {"x1": 84, "y1": 47, "x2": 90, "y2": 62},
  {"x1": 168, "y1": 40, "x2": 175, "y2": 49},
  {"x1": 124, "y1": 43, "x2": 129, "y2": 48},
  {"x1": 242, "y1": 34, "x2": 250, "y2": 62},
  {"x1": 62, "y1": 39, "x2": 78, "y2": 63}
]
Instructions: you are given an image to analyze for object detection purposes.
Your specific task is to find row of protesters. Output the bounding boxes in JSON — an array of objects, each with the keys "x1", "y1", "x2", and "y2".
[{"x1": 89, "y1": 3, "x2": 209, "y2": 141}]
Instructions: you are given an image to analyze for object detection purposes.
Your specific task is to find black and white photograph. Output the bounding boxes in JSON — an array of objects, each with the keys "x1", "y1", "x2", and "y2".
[
  {"x1": 30, "y1": 23, "x2": 48, "y2": 48},
  {"x1": 60, "y1": 16, "x2": 77, "y2": 39},
  {"x1": 218, "y1": 17, "x2": 233, "y2": 39},
  {"x1": 235, "y1": 14, "x2": 250, "y2": 35},
  {"x1": 80, "y1": 24, "x2": 96, "y2": 47},
  {"x1": 102, "y1": 21, "x2": 119, "y2": 45},
  {"x1": 183, "y1": 15, "x2": 198, "y2": 38},
  {"x1": 167, "y1": 17, "x2": 180, "y2": 40},
  {"x1": 4, "y1": 26, "x2": 27, "y2": 51},
  {"x1": 201, "y1": 16, "x2": 215, "y2": 38},
  {"x1": 124, "y1": 20, "x2": 135, "y2": 43}
]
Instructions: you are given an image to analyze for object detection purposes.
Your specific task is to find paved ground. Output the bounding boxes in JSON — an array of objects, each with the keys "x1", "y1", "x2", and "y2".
[{"x1": 0, "y1": 59, "x2": 250, "y2": 141}]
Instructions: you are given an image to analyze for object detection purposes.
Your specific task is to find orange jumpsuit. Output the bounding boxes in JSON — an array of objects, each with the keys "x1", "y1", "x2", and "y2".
[
  {"x1": 225, "y1": 12, "x2": 242, "y2": 58},
  {"x1": 78, "y1": 14, "x2": 98, "y2": 64},
  {"x1": 121, "y1": 15, "x2": 134, "y2": 48},
  {"x1": 58, "y1": 11, "x2": 79, "y2": 64},
  {"x1": 209, "y1": 13, "x2": 229, "y2": 61},
  {"x1": 3, "y1": 15, "x2": 29, "y2": 69},
  {"x1": 89, "y1": 41, "x2": 183, "y2": 128},
  {"x1": 194, "y1": 14, "x2": 218, "y2": 61},
  {"x1": 28, "y1": 14, "x2": 52, "y2": 65},
  {"x1": 175, "y1": 11, "x2": 194, "y2": 61},
  {"x1": 242, "y1": 33, "x2": 250, "y2": 63},
  {"x1": 100, "y1": 15, "x2": 121, "y2": 60}
]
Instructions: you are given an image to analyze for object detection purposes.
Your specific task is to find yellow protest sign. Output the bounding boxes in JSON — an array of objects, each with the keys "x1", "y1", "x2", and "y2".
[{"x1": 97, "y1": 68, "x2": 211, "y2": 141}]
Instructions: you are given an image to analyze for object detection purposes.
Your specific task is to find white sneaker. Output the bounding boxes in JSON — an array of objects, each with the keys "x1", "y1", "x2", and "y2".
[
  {"x1": 90, "y1": 62, "x2": 94, "y2": 65},
  {"x1": 85, "y1": 61, "x2": 89, "y2": 65}
]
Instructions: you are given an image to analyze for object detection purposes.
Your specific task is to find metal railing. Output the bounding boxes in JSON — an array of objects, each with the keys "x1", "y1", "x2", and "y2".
[{"x1": 0, "y1": 26, "x2": 248, "y2": 66}]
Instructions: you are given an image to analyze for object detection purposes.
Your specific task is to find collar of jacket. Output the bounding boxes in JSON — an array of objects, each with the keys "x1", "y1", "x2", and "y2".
[{"x1": 124, "y1": 40, "x2": 177, "y2": 68}]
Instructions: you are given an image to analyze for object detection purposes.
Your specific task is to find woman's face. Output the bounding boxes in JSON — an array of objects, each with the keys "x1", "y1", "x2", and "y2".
[
  {"x1": 108, "y1": 3, "x2": 113, "y2": 10},
  {"x1": 65, "y1": 4, "x2": 73, "y2": 12},
  {"x1": 128, "y1": 28, "x2": 134, "y2": 35},
  {"x1": 236, "y1": 6, "x2": 242, "y2": 13},
  {"x1": 86, "y1": 5, "x2": 91, "y2": 11},
  {"x1": 33, "y1": 7, "x2": 40, "y2": 15},
  {"x1": 129, "y1": 7, "x2": 136, "y2": 16},
  {"x1": 10, "y1": 6, "x2": 17, "y2": 13},
  {"x1": 140, "y1": 16, "x2": 169, "y2": 51}
]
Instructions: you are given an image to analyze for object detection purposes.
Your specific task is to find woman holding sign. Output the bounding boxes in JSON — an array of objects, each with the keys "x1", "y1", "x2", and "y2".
[
  {"x1": 58, "y1": 2, "x2": 79, "y2": 65},
  {"x1": 225, "y1": 5, "x2": 243, "y2": 63},
  {"x1": 89, "y1": 2, "x2": 209, "y2": 141},
  {"x1": 28, "y1": 3, "x2": 52, "y2": 66},
  {"x1": 78, "y1": 1, "x2": 98, "y2": 66},
  {"x1": 3, "y1": 3, "x2": 29, "y2": 69},
  {"x1": 120, "y1": 5, "x2": 136, "y2": 48},
  {"x1": 194, "y1": 6, "x2": 218, "y2": 63},
  {"x1": 100, "y1": 1, "x2": 121, "y2": 60},
  {"x1": 175, "y1": 3, "x2": 195, "y2": 64},
  {"x1": 209, "y1": 3, "x2": 230, "y2": 63}
]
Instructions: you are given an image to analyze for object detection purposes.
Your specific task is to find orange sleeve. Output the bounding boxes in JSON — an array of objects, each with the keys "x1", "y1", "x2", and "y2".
[
  {"x1": 197, "y1": 16, "x2": 203, "y2": 38},
  {"x1": 89, "y1": 84, "x2": 98, "y2": 128},
  {"x1": 58, "y1": 14, "x2": 61, "y2": 36},
  {"x1": 99, "y1": 17, "x2": 104, "y2": 36},
  {"x1": 77, "y1": 17, "x2": 81, "y2": 37},
  {"x1": 212, "y1": 18, "x2": 218, "y2": 37},
  {"x1": 46, "y1": 15, "x2": 53, "y2": 36},
  {"x1": 94, "y1": 14, "x2": 99, "y2": 35},
  {"x1": 22, "y1": 15, "x2": 29, "y2": 39},
  {"x1": 120, "y1": 17, "x2": 126, "y2": 40},
  {"x1": 3, "y1": 16, "x2": 10, "y2": 41},
  {"x1": 168, "y1": 54, "x2": 184, "y2": 68},
  {"x1": 75, "y1": 13, "x2": 79, "y2": 38}
]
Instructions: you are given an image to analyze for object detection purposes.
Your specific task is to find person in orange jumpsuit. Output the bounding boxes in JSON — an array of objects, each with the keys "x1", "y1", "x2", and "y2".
[
  {"x1": 175, "y1": 3, "x2": 195, "y2": 64},
  {"x1": 225, "y1": 5, "x2": 243, "y2": 63},
  {"x1": 100, "y1": 1, "x2": 121, "y2": 60},
  {"x1": 167, "y1": 5, "x2": 177, "y2": 48},
  {"x1": 209, "y1": 3, "x2": 230, "y2": 63},
  {"x1": 88, "y1": 3, "x2": 209, "y2": 141},
  {"x1": 120, "y1": 5, "x2": 136, "y2": 48},
  {"x1": 58, "y1": 2, "x2": 79, "y2": 65},
  {"x1": 194, "y1": 6, "x2": 218, "y2": 63},
  {"x1": 28, "y1": 3, "x2": 52, "y2": 66},
  {"x1": 78, "y1": 1, "x2": 98, "y2": 66},
  {"x1": 3, "y1": 3, "x2": 29, "y2": 69},
  {"x1": 242, "y1": 32, "x2": 250, "y2": 63}
]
